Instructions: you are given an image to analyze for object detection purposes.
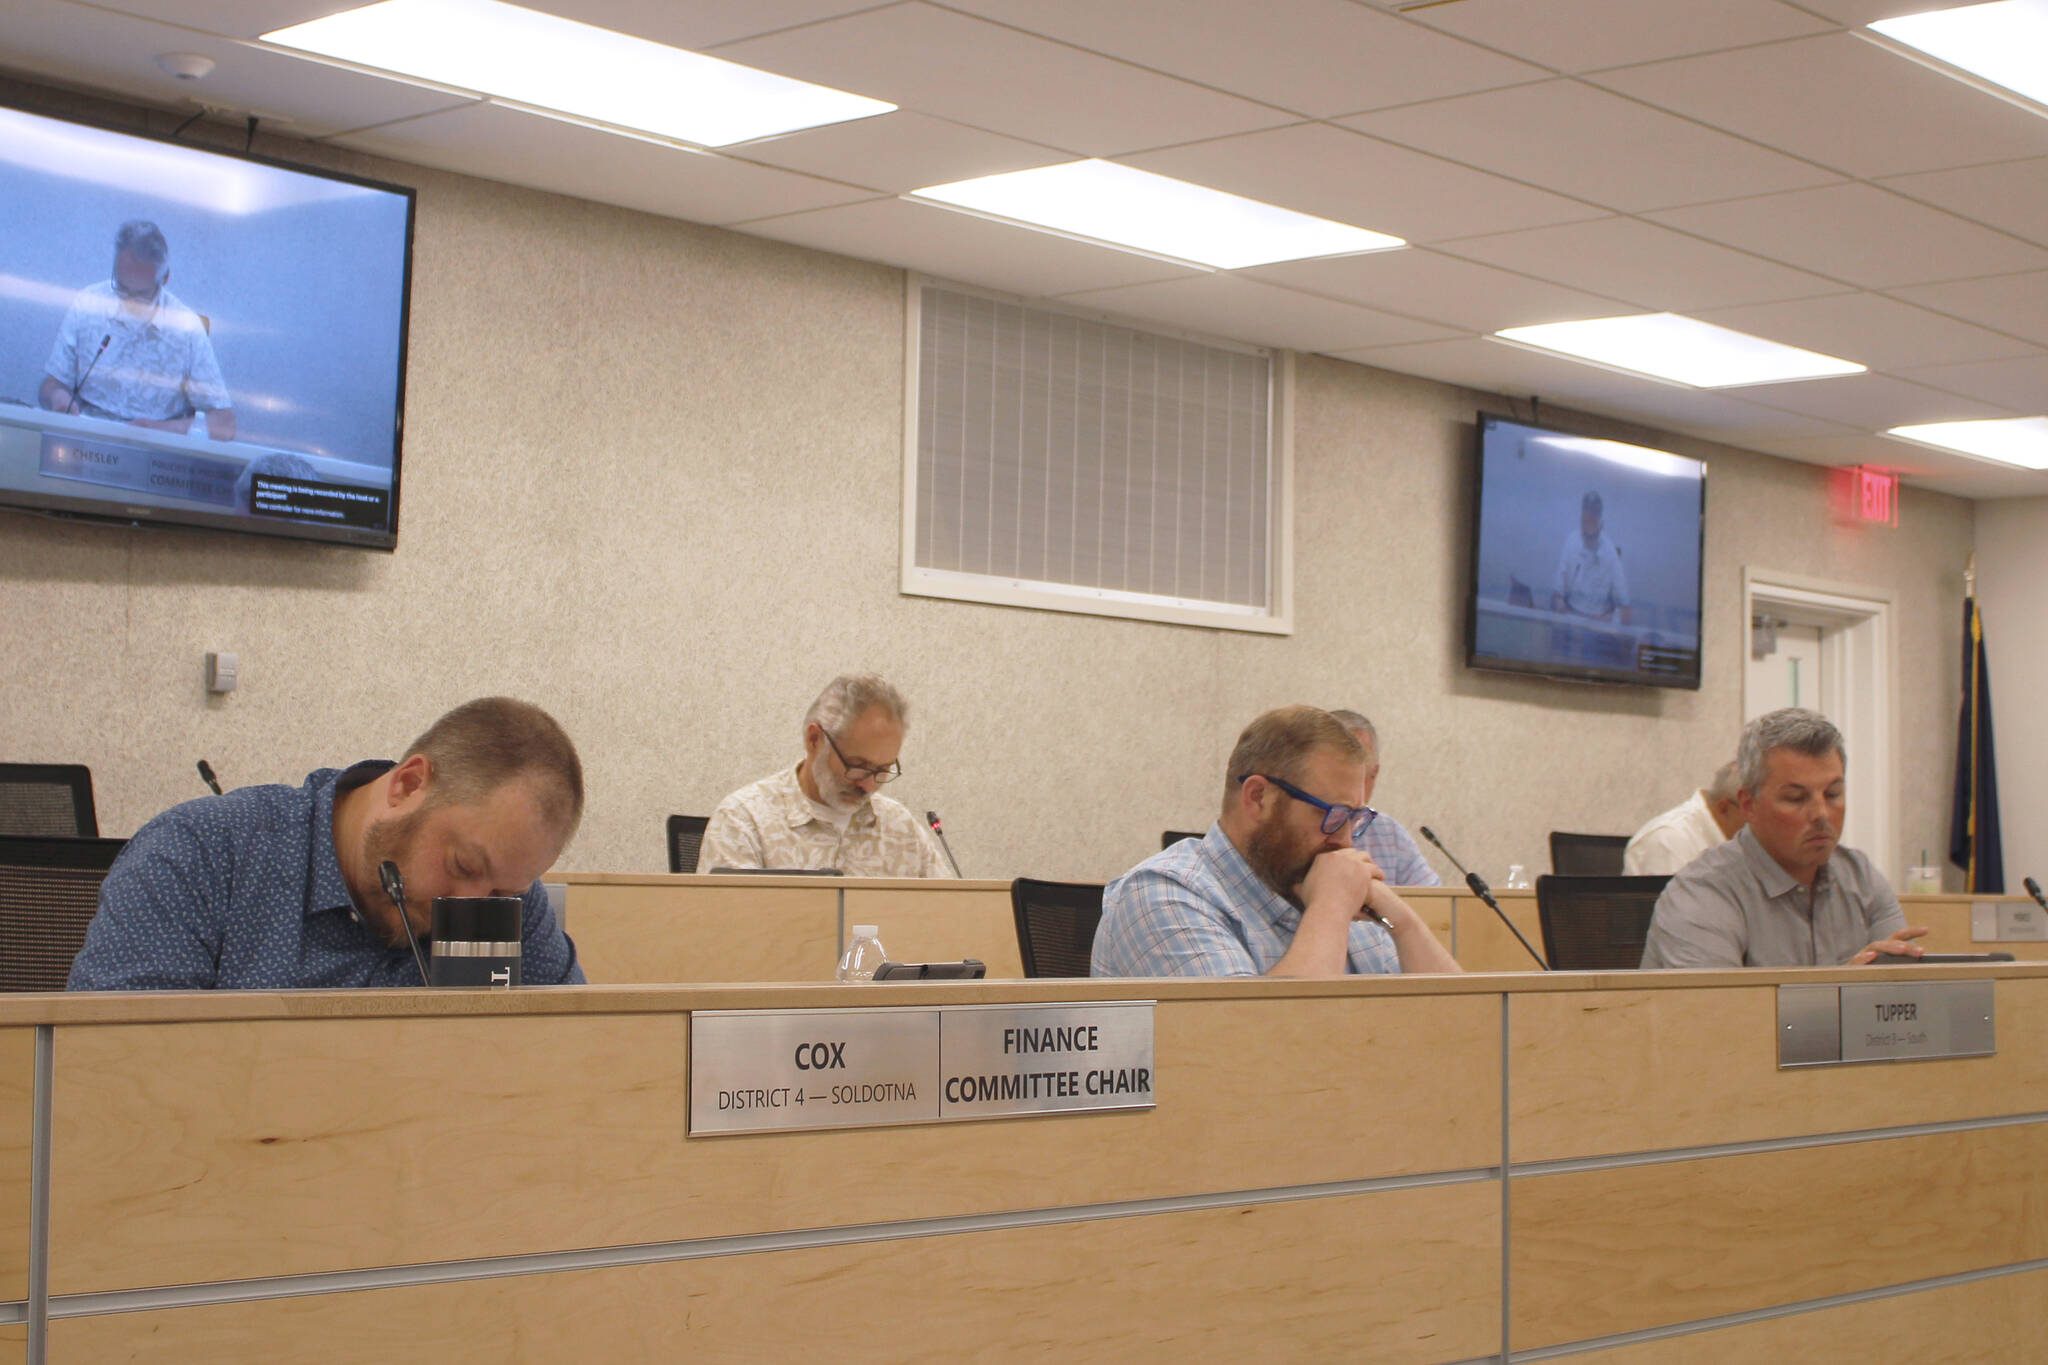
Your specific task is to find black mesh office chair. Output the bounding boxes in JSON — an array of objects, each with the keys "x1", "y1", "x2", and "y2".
[
  {"x1": 0, "y1": 764, "x2": 98, "y2": 837},
  {"x1": 1535, "y1": 874, "x2": 1671, "y2": 972},
  {"x1": 0, "y1": 833, "x2": 127, "y2": 991},
  {"x1": 1161, "y1": 830, "x2": 1203, "y2": 850},
  {"x1": 1010, "y1": 878, "x2": 1106, "y2": 978},
  {"x1": 666, "y1": 815, "x2": 709, "y2": 875},
  {"x1": 1548, "y1": 831, "x2": 1630, "y2": 877}
]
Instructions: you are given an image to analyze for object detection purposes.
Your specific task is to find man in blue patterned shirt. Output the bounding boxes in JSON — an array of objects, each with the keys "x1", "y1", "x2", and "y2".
[
  {"x1": 1093, "y1": 706, "x2": 1461, "y2": 979},
  {"x1": 69, "y1": 697, "x2": 586, "y2": 990},
  {"x1": 1327, "y1": 708, "x2": 1441, "y2": 887}
]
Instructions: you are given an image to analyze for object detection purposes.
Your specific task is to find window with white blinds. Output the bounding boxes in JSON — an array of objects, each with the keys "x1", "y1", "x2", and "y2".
[{"x1": 904, "y1": 282, "x2": 1291, "y2": 633}]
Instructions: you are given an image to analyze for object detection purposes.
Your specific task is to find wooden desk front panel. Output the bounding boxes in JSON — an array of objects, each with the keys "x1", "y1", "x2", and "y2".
[
  {"x1": 1555, "y1": 1267, "x2": 2048, "y2": 1364},
  {"x1": 1510, "y1": 1124, "x2": 2048, "y2": 1349},
  {"x1": 45, "y1": 1184, "x2": 1501, "y2": 1365},
  {"x1": 566, "y1": 884, "x2": 837, "y2": 983},
  {"x1": 0, "y1": 1324, "x2": 23, "y2": 1365},
  {"x1": 0, "y1": 1027, "x2": 29, "y2": 1305},
  {"x1": 1907, "y1": 896, "x2": 2048, "y2": 961},
  {"x1": 1453, "y1": 892, "x2": 1544, "y2": 972},
  {"x1": 1509, "y1": 981, "x2": 2048, "y2": 1162},
  {"x1": 48, "y1": 993, "x2": 1500, "y2": 1294},
  {"x1": 841, "y1": 885, "x2": 1022, "y2": 978}
]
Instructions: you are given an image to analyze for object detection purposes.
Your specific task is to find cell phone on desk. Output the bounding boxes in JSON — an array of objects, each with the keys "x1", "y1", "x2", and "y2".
[
  {"x1": 872, "y1": 960, "x2": 986, "y2": 980},
  {"x1": 1871, "y1": 951, "x2": 2015, "y2": 964}
]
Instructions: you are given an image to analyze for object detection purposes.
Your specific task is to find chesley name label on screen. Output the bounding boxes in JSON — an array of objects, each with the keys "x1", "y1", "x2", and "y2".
[{"x1": 41, "y1": 433, "x2": 239, "y2": 507}]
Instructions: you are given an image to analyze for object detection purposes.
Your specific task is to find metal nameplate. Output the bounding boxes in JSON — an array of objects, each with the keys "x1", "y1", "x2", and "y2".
[
  {"x1": 688, "y1": 1002, "x2": 1155, "y2": 1136},
  {"x1": 1778, "y1": 982, "x2": 1995, "y2": 1068},
  {"x1": 1972, "y1": 900, "x2": 2048, "y2": 942},
  {"x1": 41, "y1": 433, "x2": 242, "y2": 507}
]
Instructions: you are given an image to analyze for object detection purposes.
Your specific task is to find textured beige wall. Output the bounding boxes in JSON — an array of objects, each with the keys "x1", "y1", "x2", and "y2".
[
  {"x1": 1970, "y1": 498, "x2": 2047, "y2": 891},
  {"x1": 0, "y1": 81, "x2": 1975, "y2": 891}
]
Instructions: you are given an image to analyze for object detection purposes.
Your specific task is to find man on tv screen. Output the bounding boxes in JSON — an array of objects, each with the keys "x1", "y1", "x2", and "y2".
[
  {"x1": 1551, "y1": 489, "x2": 1629, "y2": 621},
  {"x1": 38, "y1": 219, "x2": 237, "y2": 441}
]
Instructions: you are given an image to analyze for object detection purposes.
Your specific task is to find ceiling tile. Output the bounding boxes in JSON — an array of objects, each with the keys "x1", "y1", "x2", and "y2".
[
  {"x1": 1330, "y1": 335, "x2": 1853, "y2": 440},
  {"x1": 85, "y1": 0, "x2": 372, "y2": 40},
  {"x1": 733, "y1": 196, "x2": 1204, "y2": 296},
  {"x1": 710, "y1": 3, "x2": 1293, "y2": 156},
  {"x1": 1591, "y1": 34, "x2": 2048, "y2": 180},
  {"x1": 0, "y1": 0, "x2": 473, "y2": 137},
  {"x1": 507, "y1": 0, "x2": 895, "y2": 51},
  {"x1": 1889, "y1": 271, "x2": 2048, "y2": 347},
  {"x1": 1055, "y1": 275, "x2": 1463, "y2": 353},
  {"x1": 1736, "y1": 373, "x2": 2014, "y2": 428},
  {"x1": 328, "y1": 102, "x2": 874, "y2": 225},
  {"x1": 1896, "y1": 354, "x2": 2048, "y2": 412},
  {"x1": 1879, "y1": 157, "x2": 2048, "y2": 250},
  {"x1": 734, "y1": 111, "x2": 1063, "y2": 195},
  {"x1": 1647, "y1": 184, "x2": 2048, "y2": 289},
  {"x1": 1755, "y1": 431, "x2": 2048, "y2": 498},
  {"x1": 1120, "y1": 123, "x2": 1603, "y2": 245},
  {"x1": 1434, "y1": 217, "x2": 1843, "y2": 312},
  {"x1": 1341, "y1": 80, "x2": 1841, "y2": 213},
  {"x1": 1406, "y1": 0, "x2": 1834, "y2": 74},
  {"x1": 1246, "y1": 248, "x2": 1630, "y2": 333},
  {"x1": 1697, "y1": 291, "x2": 2042, "y2": 370},
  {"x1": 1784, "y1": 0, "x2": 1986, "y2": 23},
  {"x1": 936, "y1": 0, "x2": 1546, "y2": 117}
]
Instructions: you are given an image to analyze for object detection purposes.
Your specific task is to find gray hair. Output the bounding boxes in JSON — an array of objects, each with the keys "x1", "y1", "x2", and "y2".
[
  {"x1": 1325, "y1": 708, "x2": 1377, "y2": 752},
  {"x1": 1737, "y1": 708, "x2": 1844, "y2": 794},
  {"x1": 1705, "y1": 760, "x2": 1740, "y2": 804},
  {"x1": 114, "y1": 220, "x2": 169, "y2": 265},
  {"x1": 804, "y1": 672, "x2": 910, "y2": 740},
  {"x1": 1221, "y1": 706, "x2": 1365, "y2": 817}
]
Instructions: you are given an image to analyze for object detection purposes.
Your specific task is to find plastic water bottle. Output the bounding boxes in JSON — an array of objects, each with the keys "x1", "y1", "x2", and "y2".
[{"x1": 836, "y1": 925, "x2": 888, "y2": 982}]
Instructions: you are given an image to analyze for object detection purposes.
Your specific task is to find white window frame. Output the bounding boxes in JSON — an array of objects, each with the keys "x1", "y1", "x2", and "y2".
[{"x1": 900, "y1": 276, "x2": 1294, "y2": 635}]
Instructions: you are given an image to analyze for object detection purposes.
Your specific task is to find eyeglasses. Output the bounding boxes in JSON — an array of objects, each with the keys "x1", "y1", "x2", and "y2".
[
  {"x1": 1241, "y1": 773, "x2": 1377, "y2": 838},
  {"x1": 820, "y1": 727, "x2": 902, "y2": 784}
]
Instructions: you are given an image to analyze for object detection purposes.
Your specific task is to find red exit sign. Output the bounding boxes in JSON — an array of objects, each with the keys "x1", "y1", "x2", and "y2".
[{"x1": 1831, "y1": 465, "x2": 1899, "y2": 527}]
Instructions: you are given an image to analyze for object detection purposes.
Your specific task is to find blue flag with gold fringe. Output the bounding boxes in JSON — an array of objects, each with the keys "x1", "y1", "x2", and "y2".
[{"x1": 1948, "y1": 593, "x2": 2003, "y2": 893}]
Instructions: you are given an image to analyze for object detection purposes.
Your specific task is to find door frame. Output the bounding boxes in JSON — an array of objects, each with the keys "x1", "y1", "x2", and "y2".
[{"x1": 1742, "y1": 568, "x2": 1898, "y2": 882}]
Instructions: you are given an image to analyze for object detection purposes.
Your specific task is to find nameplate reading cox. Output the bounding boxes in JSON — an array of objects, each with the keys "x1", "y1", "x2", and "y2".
[{"x1": 689, "y1": 1002, "x2": 1155, "y2": 1136}]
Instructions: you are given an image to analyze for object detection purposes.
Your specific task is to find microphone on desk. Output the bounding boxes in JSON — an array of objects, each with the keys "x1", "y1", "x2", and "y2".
[
  {"x1": 926, "y1": 810, "x2": 964, "y2": 878},
  {"x1": 196, "y1": 759, "x2": 223, "y2": 795},
  {"x1": 2026, "y1": 877, "x2": 2048, "y2": 915},
  {"x1": 378, "y1": 859, "x2": 432, "y2": 986},
  {"x1": 1418, "y1": 826, "x2": 1550, "y2": 971},
  {"x1": 68, "y1": 335, "x2": 110, "y2": 415}
]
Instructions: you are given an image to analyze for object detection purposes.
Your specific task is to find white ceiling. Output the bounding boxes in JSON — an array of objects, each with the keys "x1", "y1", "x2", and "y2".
[{"x1": 5, "y1": 0, "x2": 2045, "y2": 496}]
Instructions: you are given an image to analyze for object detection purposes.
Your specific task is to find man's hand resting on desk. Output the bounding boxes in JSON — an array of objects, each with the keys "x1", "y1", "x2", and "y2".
[{"x1": 1849, "y1": 924, "x2": 1931, "y2": 965}]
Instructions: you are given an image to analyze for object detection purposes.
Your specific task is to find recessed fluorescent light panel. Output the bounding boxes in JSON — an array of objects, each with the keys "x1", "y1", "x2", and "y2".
[
  {"x1": 263, "y1": 0, "x2": 894, "y2": 147},
  {"x1": 908, "y1": 160, "x2": 1405, "y2": 269},
  {"x1": 1869, "y1": 2, "x2": 2048, "y2": 110},
  {"x1": 1887, "y1": 417, "x2": 2048, "y2": 469},
  {"x1": 1493, "y1": 313, "x2": 1866, "y2": 388}
]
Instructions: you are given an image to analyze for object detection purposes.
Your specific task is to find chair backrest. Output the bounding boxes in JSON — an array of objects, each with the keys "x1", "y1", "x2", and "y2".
[
  {"x1": 0, "y1": 834, "x2": 127, "y2": 991},
  {"x1": 1535, "y1": 874, "x2": 1671, "y2": 972},
  {"x1": 1010, "y1": 878, "x2": 1107, "y2": 978},
  {"x1": 0, "y1": 764, "x2": 98, "y2": 838},
  {"x1": 1161, "y1": 830, "x2": 1203, "y2": 851},
  {"x1": 1548, "y1": 831, "x2": 1630, "y2": 877},
  {"x1": 666, "y1": 815, "x2": 709, "y2": 875}
]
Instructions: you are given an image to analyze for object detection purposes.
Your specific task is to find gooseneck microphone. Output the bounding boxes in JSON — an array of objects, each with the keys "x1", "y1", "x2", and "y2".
[
  {"x1": 2026, "y1": 877, "x2": 2048, "y2": 915},
  {"x1": 68, "y1": 335, "x2": 111, "y2": 415},
  {"x1": 1418, "y1": 826, "x2": 1550, "y2": 971},
  {"x1": 926, "y1": 810, "x2": 964, "y2": 878},
  {"x1": 377, "y1": 859, "x2": 432, "y2": 986},
  {"x1": 196, "y1": 759, "x2": 223, "y2": 795}
]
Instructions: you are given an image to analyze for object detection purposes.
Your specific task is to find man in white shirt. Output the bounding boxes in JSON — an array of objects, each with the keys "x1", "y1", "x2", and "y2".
[
  {"x1": 699, "y1": 673, "x2": 952, "y2": 878},
  {"x1": 1551, "y1": 489, "x2": 1628, "y2": 621},
  {"x1": 1624, "y1": 761, "x2": 1744, "y2": 875}
]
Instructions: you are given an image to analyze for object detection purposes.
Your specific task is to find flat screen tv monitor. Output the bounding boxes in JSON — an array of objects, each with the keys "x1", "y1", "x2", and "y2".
[
  {"x1": 1467, "y1": 413, "x2": 1705, "y2": 689},
  {"x1": 0, "y1": 104, "x2": 414, "y2": 549}
]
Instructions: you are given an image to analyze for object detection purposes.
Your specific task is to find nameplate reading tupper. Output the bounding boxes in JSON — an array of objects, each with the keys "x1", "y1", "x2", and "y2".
[
  {"x1": 689, "y1": 1001, "x2": 1154, "y2": 1135},
  {"x1": 1778, "y1": 981, "x2": 1995, "y2": 1068}
]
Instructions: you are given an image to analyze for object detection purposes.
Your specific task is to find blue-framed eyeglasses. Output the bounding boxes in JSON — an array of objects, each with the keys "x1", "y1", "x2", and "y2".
[{"x1": 1241, "y1": 773, "x2": 1377, "y2": 838}]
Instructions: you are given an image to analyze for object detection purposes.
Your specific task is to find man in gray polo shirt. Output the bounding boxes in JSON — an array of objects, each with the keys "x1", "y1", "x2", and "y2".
[{"x1": 1640, "y1": 708, "x2": 1928, "y2": 969}]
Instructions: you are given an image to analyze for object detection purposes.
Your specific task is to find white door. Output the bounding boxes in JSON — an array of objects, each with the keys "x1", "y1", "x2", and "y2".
[{"x1": 1747, "y1": 624, "x2": 1824, "y2": 718}]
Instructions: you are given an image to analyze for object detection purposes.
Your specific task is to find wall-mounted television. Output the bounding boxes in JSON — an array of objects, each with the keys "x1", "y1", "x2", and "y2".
[
  {"x1": 1467, "y1": 413, "x2": 1705, "y2": 690},
  {"x1": 0, "y1": 104, "x2": 414, "y2": 549}
]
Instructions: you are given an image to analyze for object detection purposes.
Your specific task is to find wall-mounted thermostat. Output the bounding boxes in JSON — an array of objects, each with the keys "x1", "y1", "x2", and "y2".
[{"x1": 205, "y1": 651, "x2": 239, "y2": 694}]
